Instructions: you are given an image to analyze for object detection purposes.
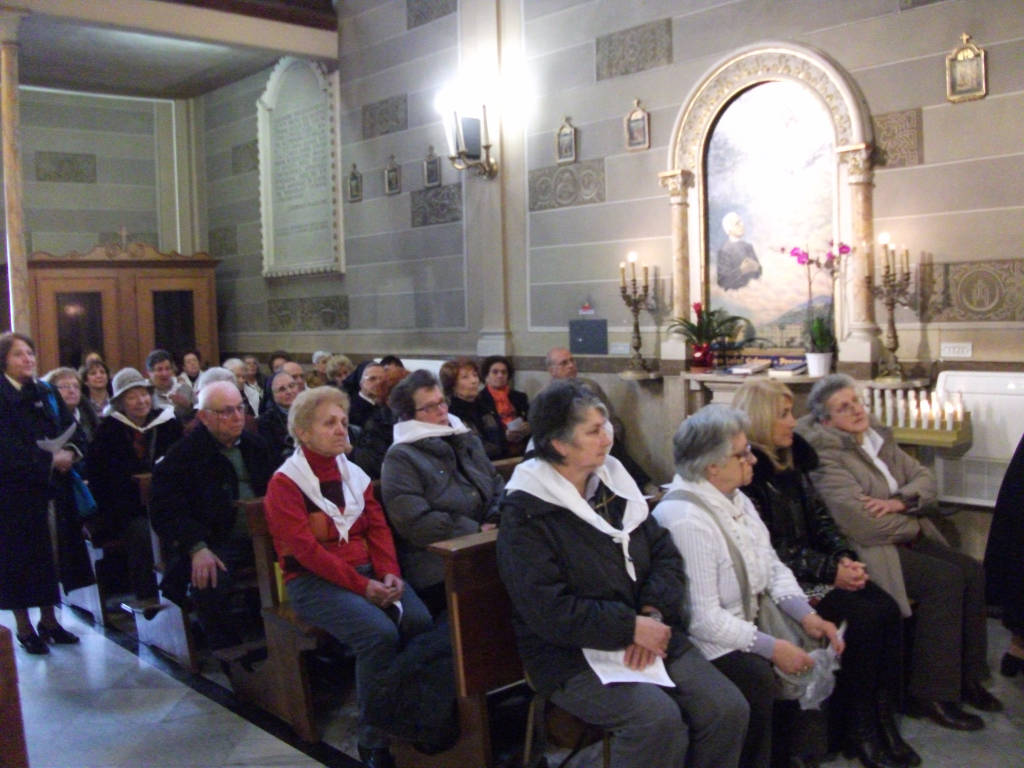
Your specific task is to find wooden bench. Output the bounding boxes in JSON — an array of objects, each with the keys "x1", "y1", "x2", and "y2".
[
  {"x1": 0, "y1": 627, "x2": 30, "y2": 768},
  {"x1": 61, "y1": 535, "x2": 127, "y2": 627}
]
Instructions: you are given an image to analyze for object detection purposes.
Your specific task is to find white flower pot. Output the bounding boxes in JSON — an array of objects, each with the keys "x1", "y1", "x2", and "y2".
[{"x1": 805, "y1": 352, "x2": 833, "y2": 377}]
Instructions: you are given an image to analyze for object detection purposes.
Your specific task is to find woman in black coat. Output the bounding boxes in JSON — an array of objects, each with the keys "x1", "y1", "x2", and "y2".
[
  {"x1": 0, "y1": 332, "x2": 91, "y2": 654},
  {"x1": 733, "y1": 379, "x2": 915, "y2": 768},
  {"x1": 476, "y1": 355, "x2": 530, "y2": 458}
]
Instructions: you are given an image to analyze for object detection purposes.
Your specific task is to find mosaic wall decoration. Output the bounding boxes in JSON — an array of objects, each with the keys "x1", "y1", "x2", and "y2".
[
  {"x1": 362, "y1": 95, "x2": 408, "y2": 140},
  {"x1": 872, "y1": 108, "x2": 923, "y2": 168},
  {"x1": 268, "y1": 295, "x2": 349, "y2": 332},
  {"x1": 35, "y1": 151, "x2": 96, "y2": 183},
  {"x1": 528, "y1": 159, "x2": 605, "y2": 212},
  {"x1": 596, "y1": 19, "x2": 672, "y2": 81},
  {"x1": 407, "y1": 0, "x2": 456, "y2": 29},
  {"x1": 919, "y1": 258, "x2": 1024, "y2": 322},
  {"x1": 411, "y1": 182, "x2": 462, "y2": 227},
  {"x1": 231, "y1": 139, "x2": 259, "y2": 174}
]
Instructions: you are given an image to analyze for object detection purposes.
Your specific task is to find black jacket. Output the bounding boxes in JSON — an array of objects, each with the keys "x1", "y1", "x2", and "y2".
[
  {"x1": 349, "y1": 405, "x2": 396, "y2": 480},
  {"x1": 447, "y1": 396, "x2": 504, "y2": 459},
  {"x1": 744, "y1": 434, "x2": 857, "y2": 589},
  {"x1": 149, "y1": 423, "x2": 272, "y2": 601},
  {"x1": 257, "y1": 405, "x2": 294, "y2": 470},
  {"x1": 496, "y1": 485, "x2": 691, "y2": 694},
  {"x1": 984, "y1": 430, "x2": 1024, "y2": 634}
]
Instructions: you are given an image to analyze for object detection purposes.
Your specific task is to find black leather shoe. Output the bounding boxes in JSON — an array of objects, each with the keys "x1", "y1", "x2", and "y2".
[
  {"x1": 1001, "y1": 652, "x2": 1024, "y2": 677},
  {"x1": 36, "y1": 621, "x2": 79, "y2": 645},
  {"x1": 907, "y1": 699, "x2": 984, "y2": 731},
  {"x1": 962, "y1": 680, "x2": 1003, "y2": 712},
  {"x1": 843, "y1": 735, "x2": 907, "y2": 768},
  {"x1": 357, "y1": 745, "x2": 395, "y2": 768},
  {"x1": 17, "y1": 632, "x2": 49, "y2": 655},
  {"x1": 877, "y1": 693, "x2": 921, "y2": 767}
]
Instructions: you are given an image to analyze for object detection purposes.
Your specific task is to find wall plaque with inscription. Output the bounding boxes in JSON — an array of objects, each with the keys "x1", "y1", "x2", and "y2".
[{"x1": 258, "y1": 57, "x2": 344, "y2": 277}]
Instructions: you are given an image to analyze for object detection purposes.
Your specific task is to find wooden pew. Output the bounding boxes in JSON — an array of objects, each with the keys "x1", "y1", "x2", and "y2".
[
  {"x1": 0, "y1": 627, "x2": 29, "y2": 768},
  {"x1": 61, "y1": 536, "x2": 126, "y2": 626}
]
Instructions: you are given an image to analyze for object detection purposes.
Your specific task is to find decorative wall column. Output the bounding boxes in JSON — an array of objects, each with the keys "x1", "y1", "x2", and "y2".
[
  {"x1": 840, "y1": 145, "x2": 880, "y2": 366},
  {"x1": 658, "y1": 169, "x2": 694, "y2": 322},
  {"x1": 0, "y1": 11, "x2": 29, "y2": 334}
]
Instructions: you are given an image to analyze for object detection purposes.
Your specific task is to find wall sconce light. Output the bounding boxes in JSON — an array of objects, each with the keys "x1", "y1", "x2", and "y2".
[{"x1": 436, "y1": 81, "x2": 498, "y2": 180}]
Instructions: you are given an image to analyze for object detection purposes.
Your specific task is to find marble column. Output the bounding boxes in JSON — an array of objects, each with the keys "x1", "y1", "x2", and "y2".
[
  {"x1": 840, "y1": 146, "x2": 879, "y2": 369},
  {"x1": 658, "y1": 169, "x2": 694, "y2": 361},
  {"x1": 0, "y1": 12, "x2": 28, "y2": 334}
]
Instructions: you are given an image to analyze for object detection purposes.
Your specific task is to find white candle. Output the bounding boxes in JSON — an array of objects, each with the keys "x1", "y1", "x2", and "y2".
[
  {"x1": 908, "y1": 403, "x2": 918, "y2": 429},
  {"x1": 864, "y1": 388, "x2": 873, "y2": 415},
  {"x1": 931, "y1": 392, "x2": 940, "y2": 420},
  {"x1": 944, "y1": 402, "x2": 955, "y2": 431},
  {"x1": 954, "y1": 392, "x2": 964, "y2": 423},
  {"x1": 873, "y1": 388, "x2": 884, "y2": 422},
  {"x1": 907, "y1": 389, "x2": 917, "y2": 417},
  {"x1": 920, "y1": 399, "x2": 931, "y2": 429},
  {"x1": 480, "y1": 104, "x2": 490, "y2": 147},
  {"x1": 896, "y1": 391, "x2": 906, "y2": 427},
  {"x1": 627, "y1": 251, "x2": 638, "y2": 282}
]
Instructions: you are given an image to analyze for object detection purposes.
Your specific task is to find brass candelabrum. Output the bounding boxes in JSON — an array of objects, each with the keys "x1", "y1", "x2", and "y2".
[
  {"x1": 867, "y1": 249, "x2": 913, "y2": 381},
  {"x1": 619, "y1": 255, "x2": 651, "y2": 376}
]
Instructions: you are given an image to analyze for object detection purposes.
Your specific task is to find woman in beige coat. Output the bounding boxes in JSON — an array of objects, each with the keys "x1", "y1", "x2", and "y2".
[{"x1": 796, "y1": 374, "x2": 1000, "y2": 733}]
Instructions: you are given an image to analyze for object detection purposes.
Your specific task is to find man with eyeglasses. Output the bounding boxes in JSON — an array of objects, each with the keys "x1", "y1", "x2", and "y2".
[
  {"x1": 149, "y1": 381, "x2": 273, "y2": 649},
  {"x1": 348, "y1": 362, "x2": 387, "y2": 430},
  {"x1": 258, "y1": 369, "x2": 300, "y2": 469}
]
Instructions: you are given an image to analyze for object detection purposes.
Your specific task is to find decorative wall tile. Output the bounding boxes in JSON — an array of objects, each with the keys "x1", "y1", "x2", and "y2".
[
  {"x1": 920, "y1": 259, "x2": 1024, "y2": 322},
  {"x1": 231, "y1": 139, "x2": 259, "y2": 174},
  {"x1": 411, "y1": 182, "x2": 462, "y2": 227},
  {"x1": 35, "y1": 151, "x2": 96, "y2": 183},
  {"x1": 268, "y1": 295, "x2": 349, "y2": 332},
  {"x1": 362, "y1": 95, "x2": 408, "y2": 140},
  {"x1": 407, "y1": 0, "x2": 457, "y2": 29},
  {"x1": 208, "y1": 226, "x2": 238, "y2": 257},
  {"x1": 596, "y1": 19, "x2": 672, "y2": 81},
  {"x1": 528, "y1": 160, "x2": 605, "y2": 212},
  {"x1": 873, "y1": 109, "x2": 923, "y2": 168}
]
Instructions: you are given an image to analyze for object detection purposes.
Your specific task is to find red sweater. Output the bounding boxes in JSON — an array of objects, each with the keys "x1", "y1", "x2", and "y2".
[{"x1": 264, "y1": 447, "x2": 401, "y2": 595}]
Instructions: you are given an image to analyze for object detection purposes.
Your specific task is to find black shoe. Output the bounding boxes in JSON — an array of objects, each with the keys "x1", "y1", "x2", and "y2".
[
  {"x1": 962, "y1": 680, "x2": 1003, "y2": 712},
  {"x1": 1001, "y1": 652, "x2": 1024, "y2": 677},
  {"x1": 36, "y1": 621, "x2": 79, "y2": 645},
  {"x1": 357, "y1": 745, "x2": 395, "y2": 768},
  {"x1": 843, "y1": 734, "x2": 907, "y2": 768},
  {"x1": 876, "y1": 697, "x2": 920, "y2": 767},
  {"x1": 906, "y1": 698, "x2": 984, "y2": 731},
  {"x1": 17, "y1": 632, "x2": 49, "y2": 655}
]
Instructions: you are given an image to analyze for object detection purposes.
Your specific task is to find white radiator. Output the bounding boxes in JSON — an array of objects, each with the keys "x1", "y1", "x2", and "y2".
[{"x1": 934, "y1": 370, "x2": 1024, "y2": 507}]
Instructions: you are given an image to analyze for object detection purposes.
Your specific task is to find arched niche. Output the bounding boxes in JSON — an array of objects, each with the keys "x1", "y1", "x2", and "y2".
[{"x1": 660, "y1": 41, "x2": 879, "y2": 363}]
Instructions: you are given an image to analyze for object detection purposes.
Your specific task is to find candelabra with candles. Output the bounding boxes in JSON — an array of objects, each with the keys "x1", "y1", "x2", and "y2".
[
  {"x1": 867, "y1": 235, "x2": 913, "y2": 381},
  {"x1": 618, "y1": 251, "x2": 654, "y2": 377},
  {"x1": 864, "y1": 383, "x2": 972, "y2": 453}
]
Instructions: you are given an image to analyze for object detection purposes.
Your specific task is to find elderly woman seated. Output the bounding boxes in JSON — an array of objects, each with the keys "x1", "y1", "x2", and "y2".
[
  {"x1": 733, "y1": 379, "x2": 913, "y2": 768},
  {"x1": 498, "y1": 380, "x2": 748, "y2": 768},
  {"x1": 653, "y1": 405, "x2": 843, "y2": 768},
  {"x1": 44, "y1": 366, "x2": 100, "y2": 446},
  {"x1": 258, "y1": 369, "x2": 300, "y2": 469},
  {"x1": 86, "y1": 368, "x2": 183, "y2": 600},
  {"x1": 796, "y1": 374, "x2": 1001, "y2": 731},
  {"x1": 476, "y1": 355, "x2": 530, "y2": 458},
  {"x1": 380, "y1": 369, "x2": 504, "y2": 614},
  {"x1": 264, "y1": 386, "x2": 432, "y2": 768},
  {"x1": 439, "y1": 357, "x2": 505, "y2": 459}
]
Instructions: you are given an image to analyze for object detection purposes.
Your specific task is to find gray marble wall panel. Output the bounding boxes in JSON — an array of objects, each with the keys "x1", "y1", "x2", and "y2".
[
  {"x1": 345, "y1": 253, "x2": 463, "y2": 295},
  {"x1": 530, "y1": 239, "x2": 672, "y2": 284},
  {"x1": 920, "y1": 259, "x2": 1024, "y2": 322},
  {"x1": 206, "y1": 149, "x2": 232, "y2": 181},
  {"x1": 25, "y1": 208, "x2": 158, "y2": 233},
  {"x1": 338, "y1": 49, "x2": 457, "y2": 108},
  {"x1": 411, "y1": 183, "x2": 462, "y2": 227},
  {"x1": 231, "y1": 140, "x2": 259, "y2": 174},
  {"x1": 405, "y1": 88, "x2": 447, "y2": 131},
  {"x1": 874, "y1": 155, "x2": 1024, "y2": 218},
  {"x1": 208, "y1": 225, "x2": 238, "y2": 257},
  {"x1": 339, "y1": 13, "x2": 456, "y2": 83},
  {"x1": 97, "y1": 157, "x2": 155, "y2": 185},
  {"x1": 362, "y1": 95, "x2": 409, "y2": 139},
  {"x1": 344, "y1": 222, "x2": 463, "y2": 266},
  {"x1": 348, "y1": 289, "x2": 465, "y2": 329},
  {"x1": 269, "y1": 296, "x2": 349, "y2": 332},
  {"x1": 35, "y1": 151, "x2": 96, "y2": 182},
  {"x1": 596, "y1": 19, "x2": 672, "y2": 81},
  {"x1": 530, "y1": 197, "x2": 668, "y2": 247},
  {"x1": 207, "y1": 198, "x2": 260, "y2": 229},
  {"x1": 529, "y1": 160, "x2": 605, "y2": 212},
  {"x1": 873, "y1": 108, "x2": 923, "y2": 169},
  {"x1": 872, "y1": 210, "x2": 1024, "y2": 264},
  {"x1": 529, "y1": 277, "x2": 669, "y2": 328},
  {"x1": 529, "y1": 43, "x2": 595, "y2": 100},
  {"x1": 219, "y1": 302, "x2": 270, "y2": 334},
  {"x1": 22, "y1": 101, "x2": 154, "y2": 134},
  {"x1": 523, "y1": 0, "x2": 592, "y2": 22},
  {"x1": 407, "y1": 0, "x2": 456, "y2": 29},
  {"x1": 927, "y1": 93, "x2": 1024, "y2": 163},
  {"x1": 342, "y1": 194, "x2": 412, "y2": 239}
]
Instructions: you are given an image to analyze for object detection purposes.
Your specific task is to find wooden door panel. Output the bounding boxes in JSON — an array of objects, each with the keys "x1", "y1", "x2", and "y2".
[
  {"x1": 33, "y1": 274, "x2": 122, "y2": 373},
  {"x1": 135, "y1": 272, "x2": 218, "y2": 366}
]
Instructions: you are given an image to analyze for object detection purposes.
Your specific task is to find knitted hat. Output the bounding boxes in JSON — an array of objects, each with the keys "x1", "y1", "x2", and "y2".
[{"x1": 110, "y1": 367, "x2": 152, "y2": 402}]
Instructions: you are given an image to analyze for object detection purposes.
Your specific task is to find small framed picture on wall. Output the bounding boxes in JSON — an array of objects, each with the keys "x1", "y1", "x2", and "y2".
[
  {"x1": 556, "y1": 117, "x2": 577, "y2": 164},
  {"x1": 347, "y1": 163, "x2": 362, "y2": 202},
  {"x1": 384, "y1": 155, "x2": 401, "y2": 195},
  {"x1": 423, "y1": 146, "x2": 441, "y2": 188},
  {"x1": 946, "y1": 33, "x2": 987, "y2": 103},
  {"x1": 624, "y1": 99, "x2": 650, "y2": 151}
]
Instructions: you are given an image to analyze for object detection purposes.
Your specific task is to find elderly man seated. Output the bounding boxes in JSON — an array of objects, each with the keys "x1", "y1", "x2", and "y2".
[
  {"x1": 349, "y1": 362, "x2": 387, "y2": 430},
  {"x1": 149, "y1": 381, "x2": 273, "y2": 649}
]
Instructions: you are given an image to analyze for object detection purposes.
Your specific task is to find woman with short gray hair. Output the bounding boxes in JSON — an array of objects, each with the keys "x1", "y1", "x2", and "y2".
[{"x1": 654, "y1": 405, "x2": 843, "y2": 768}]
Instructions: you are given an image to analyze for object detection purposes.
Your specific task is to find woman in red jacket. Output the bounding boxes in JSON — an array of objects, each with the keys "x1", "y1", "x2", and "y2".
[{"x1": 264, "y1": 386, "x2": 432, "y2": 768}]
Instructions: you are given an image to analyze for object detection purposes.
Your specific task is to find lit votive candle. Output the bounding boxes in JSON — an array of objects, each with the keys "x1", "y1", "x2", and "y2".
[
  {"x1": 920, "y1": 399, "x2": 931, "y2": 429},
  {"x1": 944, "y1": 401, "x2": 955, "y2": 431}
]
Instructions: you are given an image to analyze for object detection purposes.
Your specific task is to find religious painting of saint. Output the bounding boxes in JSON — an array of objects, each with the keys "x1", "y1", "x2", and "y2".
[{"x1": 716, "y1": 212, "x2": 762, "y2": 291}]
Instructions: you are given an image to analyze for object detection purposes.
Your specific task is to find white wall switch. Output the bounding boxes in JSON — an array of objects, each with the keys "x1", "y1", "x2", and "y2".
[
  {"x1": 610, "y1": 342, "x2": 630, "y2": 355},
  {"x1": 940, "y1": 342, "x2": 973, "y2": 358}
]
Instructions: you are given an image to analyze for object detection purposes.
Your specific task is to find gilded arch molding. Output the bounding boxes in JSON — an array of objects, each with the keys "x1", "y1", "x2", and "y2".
[{"x1": 664, "y1": 41, "x2": 879, "y2": 362}]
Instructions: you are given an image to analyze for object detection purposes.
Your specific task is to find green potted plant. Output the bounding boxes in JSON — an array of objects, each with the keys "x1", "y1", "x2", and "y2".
[
  {"x1": 667, "y1": 302, "x2": 751, "y2": 370},
  {"x1": 784, "y1": 241, "x2": 849, "y2": 375}
]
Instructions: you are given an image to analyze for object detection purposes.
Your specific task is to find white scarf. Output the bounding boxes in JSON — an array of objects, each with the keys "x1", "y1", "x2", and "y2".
[
  {"x1": 391, "y1": 412, "x2": 470, "y2": 446},
  {"x1": 862, "y1": 428, "x2": 900, "y2": 495},
  {"x1": 108, "y1": 407, "x2": 177, "y2": 433},
  {"x1": 276, "y1": 448, "x2": 370, "y2": 542},
  {"x1": 506, "y1": 456, "x2": 648, "y2": 581}
]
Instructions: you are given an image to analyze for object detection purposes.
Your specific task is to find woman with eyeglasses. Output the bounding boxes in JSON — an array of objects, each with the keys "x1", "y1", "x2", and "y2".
[
  {"x1": 733, "y1": 378, "x2": 913, "y2": 768},
  {"x1": 653, "y1": 404, "x2": 843, "y2": 768},
  {"x1": 380, "y1": 369, "x2": 504, "y2": 614},
  {"x1": 44, "y1": 367, "x2": 100, "y2": 445},
  {"x1": 796, "y1": 374, "x2": 1001, "y2": 732},
  {"x1": 258, "y1": 369, "x2": 300, "y2": 469}
]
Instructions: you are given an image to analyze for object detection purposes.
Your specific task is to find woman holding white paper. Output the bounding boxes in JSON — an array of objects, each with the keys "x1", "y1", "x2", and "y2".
[{"x1": 497, "y1": 380, "x2": 748, "y2": 768}]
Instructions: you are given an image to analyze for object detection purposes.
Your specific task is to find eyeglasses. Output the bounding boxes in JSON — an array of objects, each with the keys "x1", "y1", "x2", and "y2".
[
  {"x1": 208, "y1": 404, "x2": 247, "y2": 418},
  {"x1": 56, "y1": 382, "x2": 81, "y2": 391},
  {"x1": 415, "y1": 399, "x2": 448, "y2": 414},
  {"x1": 728, "y1": 443, "x2": 755, "y2": 463},
  {"x1": 830, "y1": 397, "x2": 864, "y2": 417},
  {"x1": 272, "y1": 382, "x2": 299, "y2": 394}
]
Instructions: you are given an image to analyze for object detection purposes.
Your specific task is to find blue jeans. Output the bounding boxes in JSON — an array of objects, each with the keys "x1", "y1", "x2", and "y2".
[{"x1": 286, "y1": 568, "x2": 433, "y2": 748}]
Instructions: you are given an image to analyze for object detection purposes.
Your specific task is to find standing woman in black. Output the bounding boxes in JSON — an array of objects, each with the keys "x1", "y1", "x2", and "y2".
[{"x1": 0, "y1": 332, "x2": 90, "y2": 653}]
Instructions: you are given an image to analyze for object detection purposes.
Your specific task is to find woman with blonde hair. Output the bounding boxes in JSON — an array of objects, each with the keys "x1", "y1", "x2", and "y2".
[{"x1": 733, "y1": 378, "x2": 913, "y2": 768}]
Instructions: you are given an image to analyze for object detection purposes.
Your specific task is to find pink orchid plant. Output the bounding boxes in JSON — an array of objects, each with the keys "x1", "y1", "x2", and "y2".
[{"x1": 782, "y1": 241, "x2": 851, "y2": 352}]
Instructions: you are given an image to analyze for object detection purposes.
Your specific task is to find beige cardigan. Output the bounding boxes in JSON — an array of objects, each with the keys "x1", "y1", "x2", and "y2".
[{"x1": 795, "y1": 415, "x2": 945, "y2": 616}]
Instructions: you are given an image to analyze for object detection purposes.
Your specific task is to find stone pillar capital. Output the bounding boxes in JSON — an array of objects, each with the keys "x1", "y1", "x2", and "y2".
[{"x1": 658, "y1": 169, "x2": 693, "y2": 203}]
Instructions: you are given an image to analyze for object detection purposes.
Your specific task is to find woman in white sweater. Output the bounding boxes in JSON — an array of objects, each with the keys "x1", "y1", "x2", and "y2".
[{"x1": 653, "y1": 405, "x2": 842, "y2": 768}]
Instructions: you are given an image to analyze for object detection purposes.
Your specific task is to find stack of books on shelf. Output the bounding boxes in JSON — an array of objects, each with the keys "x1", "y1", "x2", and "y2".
[
  {"x1": 767, "y1": 361, "x2": 808, "y2": 378},
  {"x1": 726, "y1": 359, "x2": 772, "y2": 375}
]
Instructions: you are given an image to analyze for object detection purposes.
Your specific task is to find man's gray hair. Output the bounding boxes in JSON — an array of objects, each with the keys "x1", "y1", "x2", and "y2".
[
  {"x1": 672, "y1": 404, "x2": 750, "y2": 480},
  {"x1": 196, "y1": 366, "x2": 236, "y2": 395},
  {"x1": 806, "y1": 373, "x2": 858, "y2": 423},
  {"x1": 197, "y1": 380, "x2": 240, "y2": 410}
]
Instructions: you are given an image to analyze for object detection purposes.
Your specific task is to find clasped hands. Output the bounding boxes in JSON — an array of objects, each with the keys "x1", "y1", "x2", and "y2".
[
  {"x1": 625, "y1": 613, "x2": 671, "y2": 670},
  {"x1": 365, "y1": 572, "x2": 404, "y2": 607}
]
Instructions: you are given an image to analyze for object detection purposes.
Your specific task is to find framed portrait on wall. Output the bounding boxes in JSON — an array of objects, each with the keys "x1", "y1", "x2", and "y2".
[
  {"x1": 624, "y1": 99, "x2": 650, "y2": 151},
  {"x1": 347, "y1": 163, "x2": 362, "y2": 203},
  {"x1": 384, "y1": 155, "x2": 401, "y2": 195},
  {"x1": 946, "y1": 33, "x2": 986, "y2": 103},
  {"x1": 556, "y1": 117, "x2": 577, "y2": 164},
  {"x1": 423, "y1": 146, "x2": 441, "y2": 188}
]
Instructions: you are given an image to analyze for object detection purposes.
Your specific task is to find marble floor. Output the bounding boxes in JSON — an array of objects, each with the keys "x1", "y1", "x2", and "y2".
[{"x1": 4, "y1": 606, "x2": 1023, "y2": 768}]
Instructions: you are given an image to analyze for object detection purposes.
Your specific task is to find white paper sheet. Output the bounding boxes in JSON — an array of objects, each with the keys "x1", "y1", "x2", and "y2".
[{"x1": 582, "y1": 648, "x2": 675, "y2": 687}]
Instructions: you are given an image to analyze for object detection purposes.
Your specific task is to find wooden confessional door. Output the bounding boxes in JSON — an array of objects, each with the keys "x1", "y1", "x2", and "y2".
[
  {"x1": 32, "y1": 273, "x2": 125, "y2": 373},
  {"x1": 135, "y1": 271, "x2": 218, "y2": 368}
]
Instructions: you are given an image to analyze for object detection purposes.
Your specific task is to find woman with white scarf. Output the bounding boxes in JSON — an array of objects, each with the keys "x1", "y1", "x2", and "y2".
[
  {"x1": 497, "y1": 380, "x2": 748, "y2": 768},
  {"x1": 263, "y1": 386, "x2": 432, "y2": 768},
  {"x1": 653, "y1": 405, "x2": 842, "y2": 768},
  {"x1": 380, "y1": 369, "x2": 503, "y2": 614}
]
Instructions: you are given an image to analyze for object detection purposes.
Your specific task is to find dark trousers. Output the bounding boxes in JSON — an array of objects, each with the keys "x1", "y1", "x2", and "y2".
[
  {"x1": 189, "y1": 534, "x2": 255, "y2": 650},
  {"x1": 712, "y1": 650, "x2": 775, "y2": 768},
  {"x1": 898, "y1": 537, "x2": 988, "y2": 701},
  {"x1": 124, "y1": 516, "x2": 158, "y2": 600}
]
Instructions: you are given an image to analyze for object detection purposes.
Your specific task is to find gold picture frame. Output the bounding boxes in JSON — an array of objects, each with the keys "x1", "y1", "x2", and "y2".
[
  {"x1": 384, "y1": 155, "x2": 401, "y2": 195},
  {"x1": 423, "y1": 146, "x2": 441, "y2": 188},
  {"x1": 946, "y1": 33, "x2": 986, "y2": 103},
  {"x1": 624, "y1": 99, "x2": 650, "y2": 151},
  {"x1": 347, "y1": 163, "x2": 362, "y2": 203},
  {"x1": 556, "y1": 117, "x2": 577, "y2": 164}
]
